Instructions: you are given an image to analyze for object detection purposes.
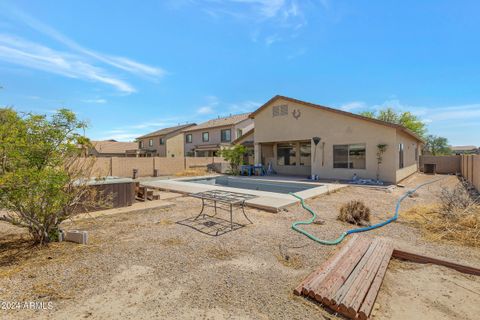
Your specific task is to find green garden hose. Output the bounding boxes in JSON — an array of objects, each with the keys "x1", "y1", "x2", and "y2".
[
  {"x1": 290, "y1": 177, "x2": 441, "y2": 245},
  {"x1": 290, "y1": 193, "x2": 347, "y2": 245}
]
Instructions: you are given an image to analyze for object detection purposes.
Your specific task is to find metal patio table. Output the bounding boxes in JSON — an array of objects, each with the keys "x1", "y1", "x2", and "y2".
[{"x1": 190, "y1": 190, "x2": 256, "y2": 230}]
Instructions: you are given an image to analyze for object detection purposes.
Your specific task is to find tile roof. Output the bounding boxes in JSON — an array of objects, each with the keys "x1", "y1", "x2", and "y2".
[
  {"x1": 183, "y1": 113, "x2": 251, "y2": 132},
  {"x1": 138, "y1": 123, "x2": 196, "y2": 139},
  {"x1": 91, "y1": 140, "x2": 138, "y2": 154}
]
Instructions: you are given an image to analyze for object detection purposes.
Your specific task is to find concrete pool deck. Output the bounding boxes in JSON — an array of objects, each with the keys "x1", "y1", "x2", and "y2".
[{"x1": 141, "y1": 175, "x2": 346, "y2": 212}]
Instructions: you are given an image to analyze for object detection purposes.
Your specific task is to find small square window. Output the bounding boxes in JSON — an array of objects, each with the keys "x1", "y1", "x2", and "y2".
[{"x1": 202, "y1": 132, "x2": 209, "y2": 142}]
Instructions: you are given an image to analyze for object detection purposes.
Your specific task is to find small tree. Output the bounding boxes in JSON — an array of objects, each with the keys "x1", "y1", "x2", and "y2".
[
  {"x1": 424, "y1": 135, "x2": 451, "y2": 155},
  {"x1": 360, "y1": 107, "x2": 427, "y2": 137},
  {"x1": 0, "y1": 108, "x2": 103, "y2": 245},
  {"x1": 376, "y1": 144, "x2": 388, "y2": 181},
  {"x1": 219, "y1": 144, "x2": 247, "y2": 175}
]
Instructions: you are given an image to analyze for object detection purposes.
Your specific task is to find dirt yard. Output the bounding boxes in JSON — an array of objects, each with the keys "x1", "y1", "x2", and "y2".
[{"x1": 0, "y1": 173, "x2": 479, "y2": 319}]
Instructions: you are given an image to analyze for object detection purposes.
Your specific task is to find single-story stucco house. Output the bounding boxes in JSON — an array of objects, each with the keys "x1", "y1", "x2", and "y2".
[
  {"x1": 88, "y1": 140, "x2": 138, "y2": 157},
  {"x1": 249, "y1": 95, "x2": 424, "y2": 184},
  {"x1": 450, "y1": 145, "x2": 479, "y2": 155}
]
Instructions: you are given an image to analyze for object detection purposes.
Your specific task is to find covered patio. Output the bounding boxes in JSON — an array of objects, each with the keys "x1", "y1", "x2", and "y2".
[{"x1": 254, "y1": 140, "x2": 312, "y2": 177}]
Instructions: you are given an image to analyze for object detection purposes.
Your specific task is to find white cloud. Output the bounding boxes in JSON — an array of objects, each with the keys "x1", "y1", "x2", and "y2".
[
  {"x1": 97, "y1": 132, "x2": 139, "y2": 142},
  {"x1": 8, "y1": 6, "x2": 165, "y2": 78},
  {"x1": 197, "y1": 106, "x2": 215, "y2": 114},
  {"x1": 196, "y1": 95, "x2": 219, "y2": 114},
  {"x1": 265, "y1": 34, "x2": 281, "y2": 46},
  {"x1": 0, "y1": 34, "x2": 136, "y2": 93},
  {"x1": 182, "y1": 0, "x2": 314, "y2": 45},
  {"x1": 0, "y1": 5, "x2": 166, "y2": 93},
  {"x1": 83, "y1": 98, "x2": 107, "y2": 104},
  {"x1": 337, "y1": 101, "x2": 367, "y2": 111},
  {"x1": 229, "y1": 100, "x2": 261, "y2": 113},
  {"x1": 338, "y1": 99, "x2": 480, "y2": 124}
]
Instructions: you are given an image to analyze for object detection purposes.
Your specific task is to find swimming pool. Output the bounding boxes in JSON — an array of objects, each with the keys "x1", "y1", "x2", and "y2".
[{"x1": 185, "y1": 176, "x2": 320, "y2": 194}]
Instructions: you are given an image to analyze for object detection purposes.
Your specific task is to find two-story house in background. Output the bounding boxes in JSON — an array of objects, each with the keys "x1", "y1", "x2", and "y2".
[
  {"x1": 183, "y1": 113, "x2": 253, "y2": 157},
  {"x1": 131, "y1": 123, "x2": 196, "y2": 157}
]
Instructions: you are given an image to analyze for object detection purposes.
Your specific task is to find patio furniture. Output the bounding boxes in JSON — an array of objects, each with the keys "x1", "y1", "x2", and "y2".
[
  {"x1": 190, "y1": 190, "x2": 256, "y2": 232},
  {"x1": 253, "y1": 164, "x2": 267, "y2": 176},
  {"x1": 240, "y1": 165, "x2": 253, "y2": 176}
]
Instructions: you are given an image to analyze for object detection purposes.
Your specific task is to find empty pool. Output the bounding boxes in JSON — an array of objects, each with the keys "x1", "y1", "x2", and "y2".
[{"x1": 185, "y1": 176, "x2": 320, "y2": 194}]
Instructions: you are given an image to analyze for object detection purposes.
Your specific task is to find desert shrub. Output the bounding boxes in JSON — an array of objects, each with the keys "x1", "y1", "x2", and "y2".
[
  {"x1": 402, "y1": 182, "x2": 480, "y2": 247},
  {"x1": 338, "y1": 200, "x2": 371, "y2": 226},
  {"x1": 439, "y1": 181, "x2": 478, "y2": 214}
]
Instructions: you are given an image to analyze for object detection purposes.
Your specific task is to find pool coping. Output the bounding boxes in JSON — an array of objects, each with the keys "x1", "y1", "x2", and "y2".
[{"x1": 141, "y1": 175, "x2": 347, "y2": 212}]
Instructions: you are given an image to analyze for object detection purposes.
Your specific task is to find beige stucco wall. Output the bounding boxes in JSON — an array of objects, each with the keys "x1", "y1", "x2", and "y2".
[
  {"x1": 184, "y1": 119, "x2": 253, "y2": 155},
  {"x1": 253, "y1": 97, "x2": 415, "y2": 183},
  {"x1": 395, "y1": 131, "x2": 420, "y2": 182},
  {"x1": 166, "y1": 133, "x2": 185, "y2": 158},
  {"x1": 138, "y1": 130, "x2": 187, "y2": 157}
]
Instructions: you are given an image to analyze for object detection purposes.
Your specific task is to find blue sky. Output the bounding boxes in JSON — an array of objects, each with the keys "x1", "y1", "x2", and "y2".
[{"x1": 0, "y1": 0, "x2": 478, "y2": 145}]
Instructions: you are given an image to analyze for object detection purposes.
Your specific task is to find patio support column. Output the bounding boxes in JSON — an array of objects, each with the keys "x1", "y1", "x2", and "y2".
[{"x1": 254, "y1": 143, "x2": 261, "y2": 165}]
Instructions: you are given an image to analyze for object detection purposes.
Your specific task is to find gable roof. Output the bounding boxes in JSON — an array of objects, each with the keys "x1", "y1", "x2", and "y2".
[
  {"x1": 232, "y1": 128, "x2": 254, "y2": 144},
  {"x1": 184, "y1": 113, "x2": 251, "y2": 132},
  {"x1": 250, "y1": 95, "x2": 424, "y2": 143},
  {"x1": 91, "y1": 140, "x2": 138, "y2": 154},
  {"x1": 138, "y1": 123, "x2": 196, "y2": 139}
]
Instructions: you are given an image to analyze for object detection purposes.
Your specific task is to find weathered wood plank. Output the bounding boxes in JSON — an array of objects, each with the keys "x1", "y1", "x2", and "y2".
[
  {"x1": 347, "y1": 243, "x2": 392, "y2": 318},
  {"x1": 306, "y1": 237, "x2": 370, "y2": 298},
  {"x1": 392, "y1": 249, "x2": 480, "y2": 276},
  {"x1": 293, "y1": 235, "x2": 359, "y2": 296},
  {"x1": 357, "y1": 245, "x2": 394, "y2": 320},
  {"x1": 337, "y1": 240, "x2": 385, "y2": 317},
  {"x1": 331, "y1": 240, "x2": 380, "y2": 306},
  {"x1": 314, "y1": 238, "x2": 372, "y2": 305}
]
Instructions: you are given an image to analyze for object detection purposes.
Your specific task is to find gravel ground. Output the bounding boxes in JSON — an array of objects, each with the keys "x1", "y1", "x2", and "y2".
[{"x1": 0, "y1": 173, "x2": 479, "y2": 319}]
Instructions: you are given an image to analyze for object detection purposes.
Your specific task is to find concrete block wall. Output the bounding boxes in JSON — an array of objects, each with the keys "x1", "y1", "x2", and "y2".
[
  {"x1": 154, "y1": 157, "x2": 185, "y2": 175},
  {"x1": 419, "y1": 155, "x2": 461, "y2": 174},
  {"x1": 79, "y1": 156, "x2": 227, "y2": 178},
  {"x1": 461, "y1": 155, "x2": 479, "y2": 191}
]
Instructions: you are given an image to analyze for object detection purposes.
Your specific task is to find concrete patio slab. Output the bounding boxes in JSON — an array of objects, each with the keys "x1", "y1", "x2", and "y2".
[{"x1": 142, "y1": 176, "x2": 346, "y2": 212}]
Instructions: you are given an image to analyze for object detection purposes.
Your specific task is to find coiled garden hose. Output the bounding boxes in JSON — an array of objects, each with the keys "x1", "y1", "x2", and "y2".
[{"x1": 290, "y1": 178, "x2": 442, "y2": 245}]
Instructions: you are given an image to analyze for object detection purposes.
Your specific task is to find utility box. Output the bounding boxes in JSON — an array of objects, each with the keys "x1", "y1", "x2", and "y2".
[{"x1": 424, "y1": 163, "x2": 436, "y2": 174}]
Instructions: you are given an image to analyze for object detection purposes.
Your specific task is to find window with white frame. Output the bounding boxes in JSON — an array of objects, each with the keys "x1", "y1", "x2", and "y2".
[
  {"x1": 148, "y1": 139, "x2": 153, "y2": 147},
  {"x1": 186, "y1": 134, "x2": 192, "y2": 143}
]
